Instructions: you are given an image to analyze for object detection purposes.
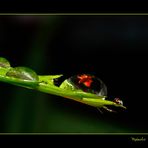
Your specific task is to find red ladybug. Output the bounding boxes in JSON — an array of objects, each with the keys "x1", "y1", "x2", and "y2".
[
  {"x1": 77, "y1": 74, "x2": 93, "y2": 87},
  {"x1": 67, "y1": 74, "x2": 107, "y2": 96}
]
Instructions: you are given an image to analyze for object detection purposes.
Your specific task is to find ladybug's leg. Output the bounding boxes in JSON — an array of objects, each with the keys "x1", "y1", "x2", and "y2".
[
  {"x1": 96, "y1": 108, "x2": 103, "y2": 114},
  {"x1": 103, "y1": 106, "x2": 116, "y2": 113}
]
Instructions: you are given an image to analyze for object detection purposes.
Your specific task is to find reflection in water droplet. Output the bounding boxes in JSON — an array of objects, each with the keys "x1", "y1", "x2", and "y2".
[
  {"x1": 0, "y1": 57, "x2": 11, "y2": 68},
  {"x1": 6, "y1": 67, "x2": 39, "y2": 81},
  {"x1": 60, "y1": 74, "x2": 107, "y2": 96}
]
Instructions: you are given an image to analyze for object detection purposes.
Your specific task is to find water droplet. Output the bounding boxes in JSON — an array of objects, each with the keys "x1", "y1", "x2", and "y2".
[
  {"x1": 6, "y1": 67, "x2": 39, "y2": 81},
  {"x1": 60, "y1": 74, "x2": 107, "y2": 96},
  {"x1": 0, "y1": 57, "x2": 11, "y2": 68}
]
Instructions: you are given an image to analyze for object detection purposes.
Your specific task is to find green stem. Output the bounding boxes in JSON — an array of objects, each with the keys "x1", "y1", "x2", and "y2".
[{"x1": 0, "y1": 66, "x2": 126, "y2": 110}]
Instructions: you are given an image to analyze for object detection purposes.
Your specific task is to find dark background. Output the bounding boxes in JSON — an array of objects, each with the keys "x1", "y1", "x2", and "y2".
[{"x1": 0, "y1": 15, "x2": 148, "y2": 133}]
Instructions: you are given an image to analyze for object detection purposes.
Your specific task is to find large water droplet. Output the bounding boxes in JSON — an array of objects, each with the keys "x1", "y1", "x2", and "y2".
[
  {"x1": 6, "y1": 67, "x2": 39, "y2": 81},
  {"x1": 60, "y1": 74, "x2": 107, "y2": 96},
  {"x1": 0, "y1": 57, "x2": 11, "y2": 68}
]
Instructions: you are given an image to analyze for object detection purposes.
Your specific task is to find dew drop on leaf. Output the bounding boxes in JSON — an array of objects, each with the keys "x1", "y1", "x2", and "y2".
[
  {"x1": 6, "y1": 67, "x2": 39, "y2": 81},
  {"x1": 0, "y1": 57, "x2": 11, "y2": 68},
  {"x1": 60, "y1": 74, "x2": 107, "y2": 96}
]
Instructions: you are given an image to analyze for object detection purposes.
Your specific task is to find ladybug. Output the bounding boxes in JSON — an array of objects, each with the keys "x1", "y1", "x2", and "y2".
[
  {"x1": 113, "y1": 98, "x2": 123, "y2": 105},
  {"x1": 58, "y1": 74, "x2": 125, "y2": 112},
  {"x1": 59, "y1": 74, "x2": 107, "y2": 97}
]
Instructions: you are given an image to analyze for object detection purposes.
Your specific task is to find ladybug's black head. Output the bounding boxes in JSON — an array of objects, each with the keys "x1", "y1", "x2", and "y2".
[{"x1": 113, "y1": 98, "x2": 123, "y2": 105}]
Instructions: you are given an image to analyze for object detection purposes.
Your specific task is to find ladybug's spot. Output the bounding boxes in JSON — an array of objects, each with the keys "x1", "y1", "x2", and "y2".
[{"x1": 77, "y1": 74, "x2": 93, "y2": 88}]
